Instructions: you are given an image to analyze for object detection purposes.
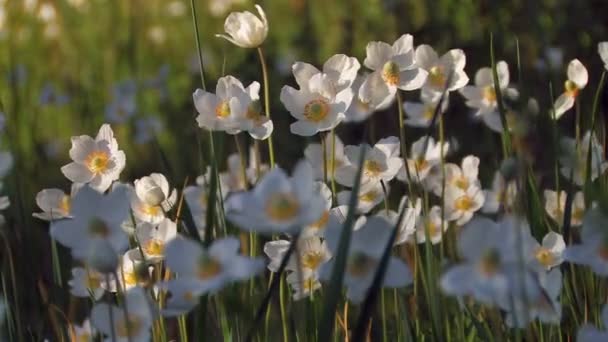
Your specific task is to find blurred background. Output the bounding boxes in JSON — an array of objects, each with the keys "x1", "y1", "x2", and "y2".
[{"x1": 1, "y1": 0, "x2": 608, "y2": 330}]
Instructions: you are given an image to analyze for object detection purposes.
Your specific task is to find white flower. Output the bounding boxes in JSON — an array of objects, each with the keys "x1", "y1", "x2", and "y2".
[
  {"x1": 281, "y1": 73, "x2": 353, "y2": 136},
  {"x1": 136, "y1": 218, "x2": 177, "y2": 262},
  {"x1": 459, "y1": 61, "x2": 519, "y2": 132},
  {"x1": 164, "y1": 236, "x2": 264, "y2": 294},
  {"x1": 427, "y1": 155, "x2": 480, "y2": 196},
  {"x1": 403, "y1": 88, "x2": 447, "y2": 128},
  {"x1": 553, "y1": 59, "x2": 588, "y2": 120},
  {"x1": 131, "y1": 173, "x2": 177, "y2": 224},
  {"x1": 564, "y1": 207, "x2": 608, "y2": 276},
  {"x1": 184, "y1": 174, "x2": 228, "y2": 234},
  {"x1": 544, "y1": 190, "x2": 585, "y2": 227},
  {"x1": 482, "y1": 171, "x2": 517, "y2": 214},
  {"x1": 225, "y1": 161, "x2": 325, "y2": 234},
  {"x1": 321, "y1": 216, "x2": 412, "y2": 303},
  {"x1": 291, "y1": 54, "x2": 360, "y2": 95},
  {"x1": 397, "y1": 136, "x2": 449, "y2": 184},
  {"x1": 337, "y1": 181, "x2": 386, "y2": 214},
  {"x1": 345, "y1": 74, "x2": 389, "y2": 122},
  {"x1": 374, "y1": 196, "x2": 421, "y2": 245},
  {"x1": 160, "y1": 278, "x2": 203, "y2": 317},
  {"x1": 68, "y1": 267, "x2": 114, "y2": 300},
  {"x1": 240, "y1": 81, "x2": 274, "y2": 140},
  {"x1": 444, "y1": 184, "x2": 484, "y2": 226},
  {"x1": 61, "y1": 124, "x2": 126, "y2": 193},
  {"x1": 577, "y1": 304, "x2": 608, "y2": 341},
  {"x1": 33, "y1": 184, "x2": 80, "y2": 221},
  {"x1": 599, "y1": 42, "x2": 608, "y2": 71},
  {"x1": 301, "y1": 182, "x2": 333, "y2": 237},
  {"x1": 264, "y1": 236, "x2": 331, "y2": 280},
  {"x1": 286, "y1": 268, "x2": 322, "y2": 300},
  {"x1": 193, "y1": 76, "x2": 251, "y2": 133},
  {"x1": 531, "y1": 231, "x2": 565, "y2": 271},
  {"x1": 50, "y1": 185, "x2": 130, "y2": 265},
  {"x1": 415, "y1": 44, "x2": 469, "y2": 93},
  {"x1": 336, "y1": 136, "x2": 402, "y2": 186},
  {"x1": 220, "y1": 148, "x2": 268, "y2": 193},
  {"x1": 559, "y1": 132, "x2": 607, "y2": 186},
  {"x1": 69, "y1": 319, "x2": 95, "y2": 342},
  {"x1": 415, "y1": 206, "x2": 449, "y2": 244},
  {"x1": 117, "y1": 249, "x2": 146, "y2": 291},
  {"x1": 304, "y1": 133, "x2": 349, "y2": 181},
  {"x1": 90, "y1": 287, "x2": 155, "y2": 342},
  {"x1": 359, "y1": 34, "x2": 428, "y2": 110},
  {"x1": 216, "y1": 4, "x2": 268, "y2": 48}
]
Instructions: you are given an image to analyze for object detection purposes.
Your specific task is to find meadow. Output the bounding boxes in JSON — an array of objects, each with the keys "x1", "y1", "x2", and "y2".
[{"x1": 2, "y1": 0, "x2": 608, "y2": 341}]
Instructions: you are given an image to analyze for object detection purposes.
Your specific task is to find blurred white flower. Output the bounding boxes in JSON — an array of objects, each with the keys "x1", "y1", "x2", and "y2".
[
  {"x1": 577, "y1": 304, "x2": 608, "y2": 341},
  {"x1": 321, "y1": 216, "x2": 412, "y2": 303},
  {"x1": 147, "y1": 26, "x2": 166, "y2": 45},
  {"x1": 415, "y1": 44, "x2": 469, "y2": 93},
  {"x1": 216, "y1": 4, "x2": 267, "y2": 48},
  {"x1": 531, "y1": 231, "x2": 565, "y2": 271},
  {"x1": 403, "y1": 88, "x2": 447, "y2": 128},
  {"x1": 160, "y1": 278, "x2": 203, "y2": 317},
  {"x1": 225, "y1": 161, "x2": 326, "y2": 234},
  {"x1": 131, "y1": 173, "x2": 177, "y2": 224},
  {"x1": 565, "y1": 207, "x2": 608, "y2": 276},
  {"x1": 91, "y1": 287, "x2": 155, "y2": 342},
  {"x1": 397, "y1": 136, "x2": 449, "y2": 184},
  {"x1": 167, "y1": 1, "x2": 187, "y2": 17},
  {"x1": 444, "y1": 184, "x2": 484, "y2": 226},
  {"x1": 359, "y1": 34, "x2": 427, "y2": 110},
  {"x1": 337, "y1": 180, "x2": 386, "y2": 214},
  {"x1": 61, "y1": 124, "x2": 126, "y2": 193},
  {"x1": 286, "y1": 268, "x2": 322, "y2": 300},
  {"x1": 544, "y1": 190, "x2": 585, "y2": 227},
  {"x1": 345, "y1": 74, "x2": 390, "y2": 122},
  {"x1": 136, "y1": 218, "x2": 178, "y2": 262},
  {"x1": 301, "y1": 182, "x2": 333, "y2": 237},
  {"x1": 69, "y1": 319, "x2": 95, "y2": 342},
  {"x1": 304, "y1": 133, "x2": 349, "y2": 181},
  {"x1": 599, "y1": 42, "x2": 608, "y2": 70},
  {"x1": 482, "y1": 171, "x2": 517, "y2": 214},
  {"x1": 427, "y1": 155, "x2": 481, "y2": 196},
  {"x1": 117, "y1": 249, "x2": 146, "y2": 291},
  {"x1": 68, "y1": 267, "x2": 115, "y2": 300},
  {"x1": 184, "y1": 174, "x2": 228, "y2": 234},
  {"x1": 559, "y1": 132, "x2": 607, "y2": 186},
  {"x1": 415, "y1": 205, "x2": 449, "y2": 244},
  {"x1": 33, "y1": 184, "x2": 80, "y2": 221},
  {"x1": 553, "y1": 59, "x2": 588, "y2": 120}
]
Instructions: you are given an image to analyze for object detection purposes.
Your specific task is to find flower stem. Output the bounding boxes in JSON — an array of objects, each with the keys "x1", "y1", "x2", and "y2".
[
  {"x1": 396, "y1": 91, "x2": 415, "y2": 195},
  {"x1": 330, "y1": 130, "x2": 338, "y2": 204},
  {"x1": 257, "y1": 47, "x2": 276, "y2": 168}
]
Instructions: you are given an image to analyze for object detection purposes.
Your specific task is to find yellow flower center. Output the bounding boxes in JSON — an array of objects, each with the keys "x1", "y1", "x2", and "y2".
[
  {"x1": 304, "y1": 99, "x2": 330, "y2": 122},
  {"x1": 85, "y1": 272, "x2": 101, "y2": 289},
  {"x1": 88, "y1": 218, "x2": 110, "y2": 238},
  {"x1": 60, "y1": 195, "x2": 71, "y2": 215},
  {"x1": 356, "y1": 99, "x2": 371, "y2": 112},
  {"x1": 454, "y1": 195, "x2": 473, "y2": 211},
  {"x1": 122, "y1": 270, "x2": 138, "y2": 286},
  {"x1": 382, "y1": 61, "x2": 400, "y2": 86},
  {"x1": 302, "y1": 251, "x2": 325, "y2": 270},
  {"x1": 425, "y1": 220, "x2": 439, "y2": 237},
  {"x1": 140, "y1": 204, "x2": 162, "y2": 217},
  {"x1": 265, "y1": 193, "x2": 300, "y2": 221},
  {"x1": 347, "y1": 252, "x2": 378, "y2": 277},
  {"x1": 85, "y1": 151, "x2": 110, "y2": 174},
  {"x1": 411, "y1": 157, "x2": 429, "y2": 173},
  {"x1": 309, "y1": 210, "x2": 330, "y2": 230},
  {"x1": 535, "y1": 248, "x2": 555, "y2": 268},
  {"x1": 423, "y1": 106, "x2": 435, "y2": 120},
  {"x1": 454, "y1": 176, "x2": 469, "y2": 190},
  {"x1": 115, "y1": 315, "x2": 143, "y2": 338},
  {"x1": 429, "y1": 66, "x2": 446, "y2": 88},
  {"x1": 77, "y1": 333, "x2": 91, "y2": 342},
  {"x1": 564, "y1": 80, "x2": 579, "y2": 97},
  {"x1": 198, "y1": 256, "x2": 222, "y2": 280},
  {"x1": 359, "y1": 190, "x2": 379, "y2": 203},
  {"x1": 215, "y1": 101, "x2": 231, "y2": 118},
  {"x1": 478, "y1": 249, "x2": 500, "y2": 277},
  {"x1": 142, "y1": 239, "x2": 164, "y2": 257},
  {"x1": 363, "y1": 160, "x2": 383, "y2": 178},
  {"x1": 482, "y1": 86, "x2": 496, "y2": 103}
]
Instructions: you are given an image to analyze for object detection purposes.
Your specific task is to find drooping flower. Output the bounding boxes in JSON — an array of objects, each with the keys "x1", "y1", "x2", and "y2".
[
  {"x1": 335, "y1": 136, "x2": 402, "y2": 187},
  {"x1": 553, "y1": 59, "x2": 588, "y2": 120},
  {"x1": 303, "y1": 133, "x2": 349, "y2": 181},
  {"x1": 136, "y1": 218, "x2": 178, "y2": 262},
  {"x1": 90, "y1": 286, "x2": 155, "y2": 342},
  {"x1": 225, "y1": 161, "x2": 326, "y2": 234},
  {"x1": 459, "y1": 61, "x2": 519, "y2": 132},
  {"x1": 321, "y1": 216, "x2": 412, "y2": 303},
  {"x1": 415, "y1": 44, "x2": 469, "y2": 94},
  {"x1": 61, "y1": 124, "x2": 126, "y2": 193},
  {"x1": 359, "y1": 34, "x2": 428, "y2": 110},
  {"x1": 216, "y1": 4, "x2": 268, "y2": 48},
  {"x1": 33, "y1": 183, "x2": 80, "y2": 221},
  {"x1": 131, "y1": 173, "x2": 177, "y2": 224},
  {"x1": 544, "y1": 190, "x2": 585, "y2": 227}
]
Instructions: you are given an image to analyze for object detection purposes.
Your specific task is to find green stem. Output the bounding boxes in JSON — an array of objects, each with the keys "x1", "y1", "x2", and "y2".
[
  {"x1": 396, "y1": 91, "x2": 415, "y2": 196},
  {"x1": 330, "y1": 130, "x2": 338, "y2": 204},
  {"x1": 257, "y1": 47, "x2": 276, "y2": 168}
]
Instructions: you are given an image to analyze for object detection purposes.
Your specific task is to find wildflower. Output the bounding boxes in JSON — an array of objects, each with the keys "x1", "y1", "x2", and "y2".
[
  {"x1": 220, "y1": 147, "x2": 268, "y2": 193},
  {"x1": 265, "y1": 235, "x2": 331, "y2": 274},
  {"x1": 184, "y1": 173, "x2": 228, "y2": 234},
  {"x1": 544, "y1": 190, "x2": 585, "y2": 227},
  {"x1": 164, "y1": 236, "x2": 264, "y2": 294},
  {"x1": 286, "y1": 268, "x2": 322, "y2": 300},
  {"x1": 160, "y1": 279, "x2": 204, "y2": 317},
  {"x1": 117, "y1": 249, "x2": 147, "y2": 291},
  {"x1": 225, "y1": 161, "x2": 326, "y2": 234},
  {"x1": 403, "y1": 88, "x2": 448, "y2": 128},
  {"x1": 216, "y1": 4, "x2": 268, "y2": 48},
  {"x1": 91, "y1": 287, "x2": 155, "y2": 342},
  {"x1": 68, "y1": 267, "x2": 115, "y2": 300},
  {"x1": 445, "y1": 184, "x2": 484, "y2": 226},
  {"x1": 393, "y1": 196, "x2": 422, "y2": 245},
  {"x1": 459, "y1": 61, "x2": 519, "y2": 132},
  {"x1": 530, "y1": 231, "x2": 565, "y2": 271},
  {"x1": 337, "y1": 180, "x2": 386, "y2": 214},
  {"x1": 304, "y1": 134, "x2": 349, "y2": 181},
  {"x1": 564, "y1": 207, "x2": 608, "y2": 276},
  {"x1": 131, "y1": 173, "x2": 177, "y2": 224},
  {"x1": 335, "y1": 136, "x2": 402, "y2": 186},
  {"x1": 345, "y1": 74, "x2": 389, "y2": 122},
  {"x1": 61, "y1": 124, "x2": 126, "y2": 193},
  {"x1": 482, "y1": 171, "x2": 517, "y2": 214},
  {"x1": 359, "y1": 34, "x2": 428, "y2": 110},
  {"x1": 398, "y1": 136, "x2": 449, "y2": 184},
  {"x1": 415, "y1": 205, "x2": 449, "y2": 244},
  {"x1": 415, "y1": 44, "x2": 469, "y2": 93},
  {"x1": 239, "y1": 80, "x2": 274, "y2": 140},
  {"x1": 553, "y1": 59, "x2": 588, "y2": 119},
  {"x1": 559, "y1": 132, "x2": 607, "y2": 186},
  {"x1": 301, "y1": 182, "x2": 333, "y2": 237},
  {"x1": 69, "y1": 319, "x2": 95, "y2": 342},
  {"x1": 577, "y1": 304, "x2": 608, "y2": 341},
  {"x1": 50, "y1": 185, "x2": 130, "y2": 264},
  {"x1": 427, "y1": 155, "x2": 481, "y2": 196},
  {"x1": 136, "y1": 218, "x2": 178, "y2": 262},
  {"x1": 193, "y1": 75, "x2": 251, "y2": 134},
  {"x1": 599, "y1": 42, "x2": 608, "y2": 70},
  {"x1": 321, "y1": 216, "x2": 413, "y2": 303},
  {"x1": 33, "y1": 184, "x2": 79, "y2": 221}
]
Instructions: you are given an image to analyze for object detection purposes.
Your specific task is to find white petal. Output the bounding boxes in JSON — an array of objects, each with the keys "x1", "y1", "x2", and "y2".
[
  {"x1": 414, "y1": 45, "x2": 438, "y2": 70},
  {"x1": 553, "y1": 93, "x2": 575, "y2": 120},
  {"x1": 364, "y1": 41, "x2": 393, "y2": 70},
  {"x1": 567, "y1": 59, "x2": 588, "y2": 89},
  {"x1": 61, "y1": 163, "x2": 94, "y2": 184}
]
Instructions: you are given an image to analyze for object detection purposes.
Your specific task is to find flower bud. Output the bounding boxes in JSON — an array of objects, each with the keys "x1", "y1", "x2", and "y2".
[{"x1": 216, "y1": 5, "x2": 268, "y2": 48}]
